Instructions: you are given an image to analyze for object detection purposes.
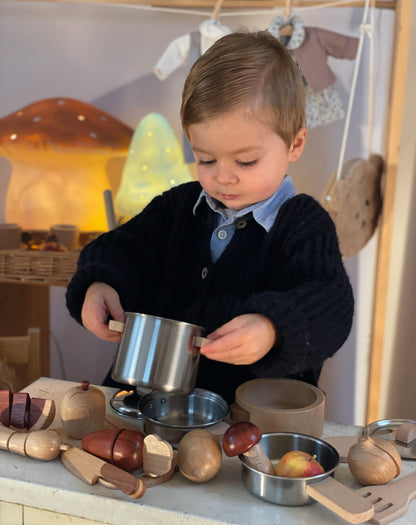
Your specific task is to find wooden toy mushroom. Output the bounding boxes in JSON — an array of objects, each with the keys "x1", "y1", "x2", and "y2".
[
  {"x1": 222, "y1": 422, "x2": 274, "y2": 475},
  {"x1": 0, "y1": 97, "x2": 133, "y2": 230}
]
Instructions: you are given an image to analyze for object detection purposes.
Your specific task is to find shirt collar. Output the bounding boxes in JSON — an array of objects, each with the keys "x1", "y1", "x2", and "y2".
[{"x1": 193, "y1": 175, "x2": 296, "y2": 232}]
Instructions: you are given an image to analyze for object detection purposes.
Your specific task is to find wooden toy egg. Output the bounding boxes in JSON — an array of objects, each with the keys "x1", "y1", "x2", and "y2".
[
  {"x1": 60, "y1": 381, "x2": 105, "y2": 439},
  {"x1": 177, "y1": 429, "x2": 222, "y2": 483}
]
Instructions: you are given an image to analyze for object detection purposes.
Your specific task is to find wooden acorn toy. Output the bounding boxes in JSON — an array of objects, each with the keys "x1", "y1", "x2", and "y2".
[
  {"x1": 82, "y1": 428, "x2": 145, "y2": 472},
  {"x1": 177, "y1": 429, "x2": 222, "y2": 483},
  {"x1": 60, "y1": 381, "x2": 106, "y2": 439},
  {"x1": 0, "y1": 424, "x2": 68, "y2": 461},
  {"x1": 222, "y1": 421, "x2": 274, "y2": 475}
]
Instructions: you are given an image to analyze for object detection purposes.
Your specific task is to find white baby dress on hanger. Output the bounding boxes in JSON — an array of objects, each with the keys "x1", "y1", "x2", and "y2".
[
  {"x1": 154, "y1": 19, "x2": 231, "y2": 162},
  {"x1": 154, "y1": 19, "x2": 231, "y2": 80}
]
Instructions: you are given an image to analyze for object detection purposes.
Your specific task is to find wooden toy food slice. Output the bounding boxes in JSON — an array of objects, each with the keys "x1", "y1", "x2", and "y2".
[
  {"x1": 0, "y1": 390, "x2": 55, "y2": 431},
  {"x1": 82, "y1": 428, "x2": 145, "y2": 472}
]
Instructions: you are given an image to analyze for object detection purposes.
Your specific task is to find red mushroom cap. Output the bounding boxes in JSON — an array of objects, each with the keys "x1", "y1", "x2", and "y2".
[
  {"x1": 0, "y1": 97, "x2": 133, "y2": 153},
  {"x1": 222, "y1": 421, "x2": 262, "y2": 457}
]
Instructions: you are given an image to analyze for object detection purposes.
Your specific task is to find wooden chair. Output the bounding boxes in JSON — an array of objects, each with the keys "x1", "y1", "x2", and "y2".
[{"x1": 0, "y1": 328, "x2": 41, "y2": 391}]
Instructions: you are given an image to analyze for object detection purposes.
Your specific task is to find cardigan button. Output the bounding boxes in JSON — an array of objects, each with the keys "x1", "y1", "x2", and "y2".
[
  {"x1": 201, "y1": 267, "x2": 208, "y2": 279},
  {"x1": 236, "y1": 220, "x2": 247, "y2": 229}
]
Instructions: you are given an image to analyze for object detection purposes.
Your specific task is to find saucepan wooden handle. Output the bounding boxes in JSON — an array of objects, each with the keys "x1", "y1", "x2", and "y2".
[
  {"x1": 192, "y1": 336, "x2": 213, "y2": 347},
  {"x1": 306, "y1": 476, "x2": 374, "y2": 523},
  {"x1": 108, "y1": 320, "x2": 125, "y2": 333}
]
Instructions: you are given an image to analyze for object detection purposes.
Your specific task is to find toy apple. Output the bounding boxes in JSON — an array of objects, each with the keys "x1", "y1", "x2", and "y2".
[{"x1": 275, "y1": 450, "x2": 324, "y2": 478}]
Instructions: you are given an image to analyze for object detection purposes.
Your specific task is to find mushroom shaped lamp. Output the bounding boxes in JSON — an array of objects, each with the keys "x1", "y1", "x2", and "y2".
[
  {"x1": 222, "y1": 422, "x2": 274, "y2": 474},
  {"x1": 114, "y1": 112, "x2": 192, "y2": 221},
  {"x1": 0, "y1": 97, "x2": 134, "y2": 231}
]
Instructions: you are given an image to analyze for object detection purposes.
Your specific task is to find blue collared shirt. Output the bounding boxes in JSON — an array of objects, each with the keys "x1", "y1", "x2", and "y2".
[{"x1": 193, "y1": 175, "x2": 296, "y2": 262}]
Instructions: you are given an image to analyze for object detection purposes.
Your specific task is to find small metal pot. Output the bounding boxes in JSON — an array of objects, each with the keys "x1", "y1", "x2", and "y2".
[
  {"x1": 240, "y1": 432, "x2": 374, "y2": 522},
  {"x1": 139, "y1": 389, "x2": 229, "y2": 448},
  {"x1": 111, "y1": 312, "x2": 206, "y2": 394}
]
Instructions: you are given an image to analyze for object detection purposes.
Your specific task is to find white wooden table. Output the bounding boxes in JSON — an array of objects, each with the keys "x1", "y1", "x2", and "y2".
[{"x1": 0, "y1": 377, "x2": 415, "y2": 525}]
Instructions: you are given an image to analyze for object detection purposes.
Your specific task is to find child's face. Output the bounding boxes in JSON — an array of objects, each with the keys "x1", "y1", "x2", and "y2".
[{"x1": 188, "y1": 107, "x2": 306, "y2": 210}]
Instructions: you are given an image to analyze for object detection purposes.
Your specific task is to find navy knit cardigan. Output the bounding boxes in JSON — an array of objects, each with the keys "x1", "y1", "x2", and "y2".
[{"x1": 66, "y1": 181, "x2": 354, "y2": 403}]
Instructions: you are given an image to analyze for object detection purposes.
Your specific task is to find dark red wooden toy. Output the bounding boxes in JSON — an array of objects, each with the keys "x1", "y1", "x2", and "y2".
[
  {"x1": 82, "y1": 428, "x2": 145, "y2": 472},
  {"x1": 222, "y1": 421, "x2": 274, "y2": 475}
]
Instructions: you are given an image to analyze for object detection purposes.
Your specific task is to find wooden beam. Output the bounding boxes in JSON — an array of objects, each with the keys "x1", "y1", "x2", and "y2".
[
  {"x1": 2, "y1": 0, "x2": 396, "y2": 11},
  {"x1": 366, "y1": 0, "x2": 413, "y2": 423}
]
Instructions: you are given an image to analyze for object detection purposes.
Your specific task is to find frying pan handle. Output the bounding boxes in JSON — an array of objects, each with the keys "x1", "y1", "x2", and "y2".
[
  {"x1": 305, "y1": 477, "x2": 374, "y2": 523},
  {"x1": 192, "y1": 336, "x2": 213, "y2": 348},
  {"x1": 108, "y1": 320, "x2": 125, "y2": 333}
]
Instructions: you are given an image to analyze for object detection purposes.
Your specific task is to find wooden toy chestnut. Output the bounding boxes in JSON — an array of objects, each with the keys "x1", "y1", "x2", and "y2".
[{"x1": 82, "y1": 428, "x2": 145, "y2": 472}]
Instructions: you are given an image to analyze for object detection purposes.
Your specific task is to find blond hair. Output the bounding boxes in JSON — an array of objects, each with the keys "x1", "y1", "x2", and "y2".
[{"x1": 181, "y1": 30, "x2": 305, "y2": 148}]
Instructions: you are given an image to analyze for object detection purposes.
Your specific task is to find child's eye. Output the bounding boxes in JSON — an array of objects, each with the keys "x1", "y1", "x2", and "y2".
[
  {"x1": 237, "y1": 159, "x2": 258, "y2": 167},
  {"x1": 198, "y1": 159, "x2": 216, "y2": 166}
]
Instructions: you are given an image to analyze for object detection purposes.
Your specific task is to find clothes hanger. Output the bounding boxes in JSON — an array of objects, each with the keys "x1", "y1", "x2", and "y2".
[
  {"x1": 279, "y1": 0, "x2": 294, "y2": 37},
  {"x1": 210, "y1": 0, "x2": 225, "y2": 21}
]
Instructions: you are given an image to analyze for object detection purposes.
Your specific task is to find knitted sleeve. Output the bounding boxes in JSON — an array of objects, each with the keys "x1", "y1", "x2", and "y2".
[
  {"x1": 239, "y1": 195, "x2": 354, "y2": 379},
  {"x1": 65, "y1": 182, "x2": 199, "y2": 324}
]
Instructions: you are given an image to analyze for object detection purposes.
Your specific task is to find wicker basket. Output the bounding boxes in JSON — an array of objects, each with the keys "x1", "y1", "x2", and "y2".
[{"x1": 0, "y1": 249, "x2": 79, "y2": 285}]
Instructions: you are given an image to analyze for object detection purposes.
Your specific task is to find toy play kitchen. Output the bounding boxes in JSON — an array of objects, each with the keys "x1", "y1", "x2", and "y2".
[{"x1": 1, "y1": 378, "x2": 416, "y2": 525}]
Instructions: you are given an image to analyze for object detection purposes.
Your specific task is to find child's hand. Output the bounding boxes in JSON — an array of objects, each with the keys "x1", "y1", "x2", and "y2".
[
  {"x1": 81, "y1": 282, "x2": 125, "y2": 342},
  {"x1": 200, "y1": 314, "x2": 276, "y2": 365}
]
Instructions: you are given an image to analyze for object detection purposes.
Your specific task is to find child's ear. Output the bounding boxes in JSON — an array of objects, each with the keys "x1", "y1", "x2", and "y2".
[{"x1": 288, "y1": 127, "x2": 307, "y2": 162}]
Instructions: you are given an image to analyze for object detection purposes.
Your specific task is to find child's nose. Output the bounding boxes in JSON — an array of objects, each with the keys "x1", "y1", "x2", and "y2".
[{"x1": 215, "y1": 167, "x2": 237, "y2": 184}]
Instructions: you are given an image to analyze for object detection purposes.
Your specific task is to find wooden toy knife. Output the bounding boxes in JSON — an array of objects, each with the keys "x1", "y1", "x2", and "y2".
[{"x1": 61, "y1": 446, "x2": 146, "y2": 499}]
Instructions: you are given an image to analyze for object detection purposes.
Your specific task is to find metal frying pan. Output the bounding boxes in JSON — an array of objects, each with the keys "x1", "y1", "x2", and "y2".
[
  {"x1": 361, "y1": 418, "x2": 416, "y2": 460},
  {"x1": 240, "y1": 432, "x2": 374, "y2": 523}
]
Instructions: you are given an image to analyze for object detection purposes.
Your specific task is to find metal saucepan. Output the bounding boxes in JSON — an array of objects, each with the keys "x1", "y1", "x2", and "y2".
[
  {"x1": 240, "y1": 432, "x2": 374, "y2": 523},
  {"x1": 110, "y1": 312, "x2": 210, "y2": 394},
  {"x1": 139, "y1": 388, "x2": 229, "y2": 448}
]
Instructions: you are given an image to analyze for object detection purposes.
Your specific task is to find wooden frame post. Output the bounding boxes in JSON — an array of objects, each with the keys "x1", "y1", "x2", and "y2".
[{"x1": 366, "y1": 0, "x2": 413, "y2": 423}]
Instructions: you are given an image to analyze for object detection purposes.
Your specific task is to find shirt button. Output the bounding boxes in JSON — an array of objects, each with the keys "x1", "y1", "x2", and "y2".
[
  {"x1": 201, "y1": 267, "x2": 208, "y2": 279},
  {"x1": 217, "y1": 229, "x2": 228, "y2": 240},
  {"x1": 236, "y1": 220, "x2": 247, "y2": 229}
]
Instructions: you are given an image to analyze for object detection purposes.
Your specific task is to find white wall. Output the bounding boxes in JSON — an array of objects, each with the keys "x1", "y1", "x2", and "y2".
[{"x1": 0, "y1": 1, "x2": 395, "y2": 424}]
